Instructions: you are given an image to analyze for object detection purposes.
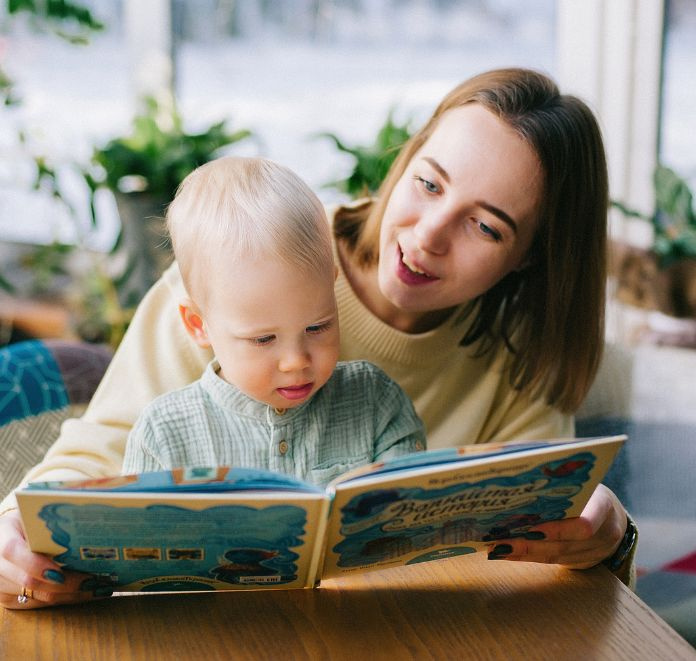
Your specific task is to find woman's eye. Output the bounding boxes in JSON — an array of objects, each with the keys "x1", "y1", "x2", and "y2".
[
  {"x1": 306, "y1": 321, "x2": 332, "y2": 334},
  {"x1": 414, "y1": 175, "x2": 440, "y2": 194},
  {"x1": 250, "y1": 335, "x2": 275, "y2": 346},
  {"x1": 476, "y1": 220, "x2": 502, "y2": 242}
]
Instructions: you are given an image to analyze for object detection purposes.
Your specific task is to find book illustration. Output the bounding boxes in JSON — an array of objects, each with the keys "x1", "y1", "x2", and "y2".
[
  {"x1": 38, "y1": 502, "x2": 306, "y2": 590},
  {"x1": 331, "y1": 452, "x2": 593, "y2": 567}
]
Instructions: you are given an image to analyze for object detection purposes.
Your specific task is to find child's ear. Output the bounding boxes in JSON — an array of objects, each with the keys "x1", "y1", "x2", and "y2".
[{"x1": 179, "y1": 299, "x2": 211, "y2": 348}]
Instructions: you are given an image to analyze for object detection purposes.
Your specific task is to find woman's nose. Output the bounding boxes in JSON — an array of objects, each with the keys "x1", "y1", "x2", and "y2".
[{"x1": 412, "y1": 212, "x2": 450, "y2": 255}]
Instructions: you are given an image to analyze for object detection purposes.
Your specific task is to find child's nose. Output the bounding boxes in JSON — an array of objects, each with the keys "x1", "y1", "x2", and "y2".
[{"x1": 278, "y1": 343, "x2": 311, "y2": 372}]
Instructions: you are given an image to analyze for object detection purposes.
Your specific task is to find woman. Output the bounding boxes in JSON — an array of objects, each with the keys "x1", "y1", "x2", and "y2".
[{"x1": 0, "y1": 68, "x2": 635, "y2": 608}]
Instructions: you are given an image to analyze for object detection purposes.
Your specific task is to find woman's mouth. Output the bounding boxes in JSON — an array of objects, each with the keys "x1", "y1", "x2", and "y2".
[
  {"x1": 277, "y1": 383, "x2": 314, "y2": 401},
  {"x1": 397, "y1": 246, "x2": 438, "y2": 285}
]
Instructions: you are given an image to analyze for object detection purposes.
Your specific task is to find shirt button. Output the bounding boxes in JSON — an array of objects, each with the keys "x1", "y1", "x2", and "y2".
[
  {"x1": 415, "y1": 440, "x2": 425, "y2": 451},
  {"x1": 278, "y1": 440, "x2": 289, "y2": 455}
]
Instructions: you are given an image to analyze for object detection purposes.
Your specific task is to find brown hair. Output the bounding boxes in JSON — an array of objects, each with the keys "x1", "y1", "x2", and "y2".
[{"x1": 335, "y1": 68, "x2": 608, "y2": 413}]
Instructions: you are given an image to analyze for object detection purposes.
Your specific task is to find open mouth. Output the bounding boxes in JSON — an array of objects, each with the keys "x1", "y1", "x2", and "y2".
[
  {"x1": 397, "y1": 246, "x2": 438, "y2": 284},
  {"x1": 277, "y1": 383, "x2": 314, "y2": 401}
]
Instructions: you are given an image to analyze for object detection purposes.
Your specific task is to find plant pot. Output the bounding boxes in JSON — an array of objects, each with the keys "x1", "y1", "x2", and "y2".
[
  {"x1": 611, "y1": 242, "x2": 696, "y2": 318},
  {"x1": 113, "y1": 191, "x2": 173, "y2": 307},
  {"x1": 609, "y1": 241, "x2": 696, "y2": 347}
]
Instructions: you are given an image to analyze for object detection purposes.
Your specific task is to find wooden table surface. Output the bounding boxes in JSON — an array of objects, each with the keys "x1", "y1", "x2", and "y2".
[{"x1": 1, "y1": 553, "x2": 694, "y2": 660}]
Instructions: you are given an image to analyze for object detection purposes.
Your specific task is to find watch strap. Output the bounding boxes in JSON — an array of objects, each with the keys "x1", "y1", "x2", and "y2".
[{"x1": 603, "y1": 519, "x2": 638, "y2": 572}]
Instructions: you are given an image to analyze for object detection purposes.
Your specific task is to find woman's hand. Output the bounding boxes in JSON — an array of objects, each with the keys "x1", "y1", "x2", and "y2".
[
  {"x1": 0, "y1": 509, "x2": 108, "y2": 609},
  {"x1": 486, "y1": 484, "x2": 628, "y2": 569}
]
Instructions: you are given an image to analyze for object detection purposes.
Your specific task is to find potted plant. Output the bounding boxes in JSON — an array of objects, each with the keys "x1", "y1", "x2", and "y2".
[
  {"x1": 611, "y1": 165, "x2": 696, "y2": 346},
  {"x1": 86, "y1": 97, "x2": 253, "y2": 306}
]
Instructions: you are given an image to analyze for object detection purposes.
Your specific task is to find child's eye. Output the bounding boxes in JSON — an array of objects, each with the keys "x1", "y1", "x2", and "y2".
[
  {"x1": 413, "y1": 175, "x2": 440, "y2": 194},
  {"x1": 250, "y1": 335, "x2": 275, "y2": 346},
  {"x1": 306, "y1": 321, "x2": 333, "y2": 334}
]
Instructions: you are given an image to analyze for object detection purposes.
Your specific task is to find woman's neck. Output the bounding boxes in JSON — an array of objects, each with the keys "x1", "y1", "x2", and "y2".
[{"x1": 337, "y1": 241, "x2": 455, "y2": 334}]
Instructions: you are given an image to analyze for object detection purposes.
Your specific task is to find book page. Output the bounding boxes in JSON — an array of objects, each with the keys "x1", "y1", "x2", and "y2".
[
  {"x1": 18, "y1": 490, "x2": 327, "y2": 591},
  {"x1": 321, "y1": 436, "x2": 624, "y2": 579}
]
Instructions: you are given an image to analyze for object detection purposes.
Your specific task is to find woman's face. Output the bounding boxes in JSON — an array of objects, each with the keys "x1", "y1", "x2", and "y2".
[{"x1": 377, "y1": 103, "x2": 543, "y2": 331}]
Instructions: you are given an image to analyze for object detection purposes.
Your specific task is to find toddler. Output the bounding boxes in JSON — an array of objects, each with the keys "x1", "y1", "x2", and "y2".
[{"x1": 122, "y1": 157, "x2": 425, "y2": 486}]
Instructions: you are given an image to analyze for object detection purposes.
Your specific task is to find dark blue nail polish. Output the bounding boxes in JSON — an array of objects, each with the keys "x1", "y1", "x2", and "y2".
[
  {"x1": 487, "y1": 543, "x2": 513, "y2": 560},
  {"x1": 524, "y1": 531, "x2": 546, "y2": 540},
  {"x1": 43, "y1": 568, "x2": 65, "y2": 584},
  {"x1": 79, "y1": 578, "x2": 100, "y2": 591},
  {"x1": 93, "y1": 587, "x2": 113, "y2": 598}
]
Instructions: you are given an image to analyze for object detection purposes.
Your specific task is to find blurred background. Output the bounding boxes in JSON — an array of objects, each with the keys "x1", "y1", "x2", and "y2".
[
  {"x1": 0, "y1": 0, "x2": 694, "y2": 646},
  {"x1": 1, "y1": 0, "x2": 694, "y2": 334}
]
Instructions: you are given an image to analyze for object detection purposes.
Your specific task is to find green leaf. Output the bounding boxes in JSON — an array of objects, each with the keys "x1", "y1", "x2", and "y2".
[
  {"x1": 654, "y1": 165, "x2": 695, "y2": 228},
  {"x1": 316, "y1": 110, "x2": 412, "y2": 197},
  {"x1": 9, "y1": 0, "x2": 103, "y2": 39},
  {"x1": 90, "y1": 97, "x2": 253, "y2": 201},
  {"x1": 612, "y1": 164, "x2": 696, "y2": 266},
  {"x1": 9, "y1": 0, "x2": 37, "y2": 14},
  {"x1": 0, "y1": 271, "x2": 16, "y2": 294}
]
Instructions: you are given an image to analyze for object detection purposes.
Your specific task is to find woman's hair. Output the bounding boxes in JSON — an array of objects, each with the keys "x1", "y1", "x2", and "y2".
[
  {"x1": 167, "y1": 156, "x2": 333, "y2": 303},
  {"x1": 335, "y1": 68, "x2": 608, "y2": 413}
]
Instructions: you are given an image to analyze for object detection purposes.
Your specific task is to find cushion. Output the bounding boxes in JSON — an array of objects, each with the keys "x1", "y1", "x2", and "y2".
[{"x1": 0, "y1": 339, "x2": 112, "y2": 499}]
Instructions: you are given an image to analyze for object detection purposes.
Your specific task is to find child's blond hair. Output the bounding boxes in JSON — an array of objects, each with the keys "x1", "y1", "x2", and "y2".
[{"x1": 167, "y1": 156, "x2": 333, "y2": 304}]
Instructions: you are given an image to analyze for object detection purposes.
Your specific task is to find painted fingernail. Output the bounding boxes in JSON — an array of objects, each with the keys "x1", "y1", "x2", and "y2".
[
  {"x1": 524, "y1": 531, "x2": 546, "y2": 540},
  {"x1": 43, "y1": 568, "x2": 65, "y2": 584},
  {"x1": 487, "y1": 544, "x2": 513, "y2": 560},
  {"x1": 93, "y1": 587, "x2": 113, "y2": 598}
]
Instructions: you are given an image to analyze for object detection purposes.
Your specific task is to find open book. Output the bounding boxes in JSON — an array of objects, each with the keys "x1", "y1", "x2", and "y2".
[{"x1": 16, "y1": 435, "x2": 624, "y2": 592}]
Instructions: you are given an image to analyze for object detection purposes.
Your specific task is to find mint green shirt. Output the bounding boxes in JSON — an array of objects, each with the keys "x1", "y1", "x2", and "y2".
[{"x1": 123, "y1": 360, "x2": 425, "y2": 487}]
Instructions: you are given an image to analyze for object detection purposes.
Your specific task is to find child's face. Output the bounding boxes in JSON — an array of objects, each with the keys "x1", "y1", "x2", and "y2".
[{"x1": 192, "y1": 256, "x2": 340, "y2": 410}]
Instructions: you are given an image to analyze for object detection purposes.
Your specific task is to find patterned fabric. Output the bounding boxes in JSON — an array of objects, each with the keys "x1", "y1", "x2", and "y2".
[
  {"x1": 0, "y1": 340, "x2": 68, "y2": 425},
  {"x1": 0, "y1": 409, "x2": 70, "y2": 498},
  {"x1": 123, "y1": 359, "x2": 426, "y2": 487},
  {"x1": 0, "y1": 340, "x2": 112, "y2": 499}
]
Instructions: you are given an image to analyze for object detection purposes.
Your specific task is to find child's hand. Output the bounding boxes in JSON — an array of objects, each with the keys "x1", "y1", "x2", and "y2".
[{"x1": 0, "y1": 509, "x2": 111, "y2": 609}]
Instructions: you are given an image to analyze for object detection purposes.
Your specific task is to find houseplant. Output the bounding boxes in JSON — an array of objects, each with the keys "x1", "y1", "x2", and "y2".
[
  {"x1": 317, "y1": 111, "x2": 412, "y2": 198},
  {"x1": 85, "y1": 97, "x2": 253, "y2": 308},
  {"x1": 611, "y1": 165, "x2": 696, "y2": 346}
]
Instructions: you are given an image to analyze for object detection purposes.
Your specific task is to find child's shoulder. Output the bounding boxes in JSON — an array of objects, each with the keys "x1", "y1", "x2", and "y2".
[
  {"x1": 332, "y1": 360, "x2": 400, "y2": 389},
  {"x1": 139, "y1": 379, "x2": 207, "y2": 421}
]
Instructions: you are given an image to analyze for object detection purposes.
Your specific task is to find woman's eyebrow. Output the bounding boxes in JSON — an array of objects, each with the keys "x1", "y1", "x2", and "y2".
[
  {"x1": 422, "y1": 156, "x2": 518, "y2": 234},
  {"x1": 422, "y1": 157, "x2": 450, "y2": 182},
  {"x1": 475, "y1": 201, "x2": 518, "y2": 234}
]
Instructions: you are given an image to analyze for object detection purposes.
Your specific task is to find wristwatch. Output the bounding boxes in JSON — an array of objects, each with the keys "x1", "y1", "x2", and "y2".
[{"x1": 603, "y1": 519, "x2": 638, "y2": 572}]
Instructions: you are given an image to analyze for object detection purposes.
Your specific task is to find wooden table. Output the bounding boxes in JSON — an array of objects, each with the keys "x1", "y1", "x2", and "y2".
[{"x1": 1, "y1": 553, "x2": 694, "y2": 660}]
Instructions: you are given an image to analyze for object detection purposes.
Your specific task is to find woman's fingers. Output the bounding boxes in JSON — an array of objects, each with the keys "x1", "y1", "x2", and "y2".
[
  {"x1": 486, "y1": 484, "x2": 628, "y2": 569},
  {"x1": 0, "y1": 509, "x2": 102, "y2": 609}
]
